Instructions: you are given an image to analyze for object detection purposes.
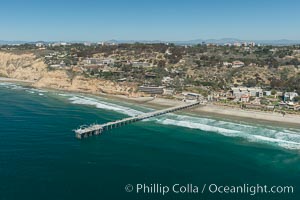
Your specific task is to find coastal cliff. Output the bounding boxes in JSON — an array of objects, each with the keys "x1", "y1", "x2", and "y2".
[
  {"x1": 0, "y1": 52, "x2": 47, "y2": 81},
  {"x1": 0, "y1": 52, "x2": 140, "y2": 97},
  {"x1": 33, "y1": 70, "x2": 139, "y2": 96}
]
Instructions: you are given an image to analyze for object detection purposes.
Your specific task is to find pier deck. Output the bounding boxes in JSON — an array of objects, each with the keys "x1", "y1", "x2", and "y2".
[{"x1": 74, "y1": 101, "x2": 200, "y2": 139}]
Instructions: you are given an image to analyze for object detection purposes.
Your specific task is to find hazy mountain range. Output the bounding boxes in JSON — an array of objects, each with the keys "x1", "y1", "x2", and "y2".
[{"x1": 1, "y1": 38, "x2": 300, "y2": 45}]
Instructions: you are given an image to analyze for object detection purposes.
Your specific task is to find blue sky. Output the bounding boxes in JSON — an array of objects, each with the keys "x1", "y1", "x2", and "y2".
[{"x1": 0, "y1": 0, "x2": 299, "y2": 41}]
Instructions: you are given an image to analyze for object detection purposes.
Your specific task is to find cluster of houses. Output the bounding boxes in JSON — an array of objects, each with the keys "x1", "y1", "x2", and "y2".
[
  {"x1": 230, "y1": 87, "x2": 263, "y2": 102},
  {"x1": 44, "y1": 51, "x2": 77, "y2": 68},
  {"x1": 82, "y1": 58, "x2": 114, "y2": 66},
  {"x1": 138, "y1": 85, "x2": 299, "y2": 111},
  {"x1": 209, "y1": 87, "x2": 298, "y2": 103},
  {"x1": 81, "y1": 57, "x2": 152, "y2": 68},
  {"x1": 211, "y1": 87, "x2": 299, "y2": 111},
  {"x1": 138, "y1": 85, "x2": 204, "y2": 102}
]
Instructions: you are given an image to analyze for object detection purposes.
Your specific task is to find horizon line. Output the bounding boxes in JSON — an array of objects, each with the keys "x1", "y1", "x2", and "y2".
[{"x1": 1, "y1": 38, "x2": 300, "y2": 43}]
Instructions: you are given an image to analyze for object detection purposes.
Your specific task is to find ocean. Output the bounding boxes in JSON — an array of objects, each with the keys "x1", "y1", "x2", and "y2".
[{"x1": 0, "y1": 82, "x2": 299, "y2": 200}]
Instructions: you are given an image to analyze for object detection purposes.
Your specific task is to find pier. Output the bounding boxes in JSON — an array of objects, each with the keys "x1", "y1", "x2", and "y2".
[{"x1": 74, "y1": 101, "x2": 200, "y2": 139}]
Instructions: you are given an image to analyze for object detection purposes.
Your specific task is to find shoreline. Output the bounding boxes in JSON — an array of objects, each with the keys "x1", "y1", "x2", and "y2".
[
  {"x1": 1, "y1": 77, "x2": 300, "y2": 129},
  {"x1": 0, "y1": 77, "x2": 34, "y2": 85},
  {"x1": 109, "y1": 95, "x2": 300, "y2": 129}
]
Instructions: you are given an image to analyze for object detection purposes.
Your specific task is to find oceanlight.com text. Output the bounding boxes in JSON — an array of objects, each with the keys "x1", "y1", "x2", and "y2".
[{"x1": 125, "y1": 183, "x2": 294, "y2": 196}]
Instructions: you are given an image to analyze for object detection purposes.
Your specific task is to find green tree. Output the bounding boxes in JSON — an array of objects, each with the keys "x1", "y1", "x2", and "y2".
[{"x1": 271, "y1": 89, "x2": 277, "y2": 95}]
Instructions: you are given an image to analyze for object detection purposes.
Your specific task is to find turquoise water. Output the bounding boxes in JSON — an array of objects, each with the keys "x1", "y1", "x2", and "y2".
[{"x1": 0, "y1": 82, "x2": 300, "y2": 200}]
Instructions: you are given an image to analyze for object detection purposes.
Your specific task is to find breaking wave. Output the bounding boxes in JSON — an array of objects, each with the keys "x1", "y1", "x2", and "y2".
[
  {"x1": 1, "y1": 82, "x2": 300, "y2": 150},
  {"x1": 67, "y1": 96, "x2": 145, "y2": 116},
  {"x1": 0, "y1": 82, "x2": 47, "y2": 96},
  {"x1": 0, "y1": 82, "x2": 24, "y2": 90},
  {"x1": 159, "y1": 118, "x2": 241, "y2": 136},
  {"x1": 153, "y1": 115, "x2": 300, "y2": 150},
  {"x1": 250, "y1": 135, "x2": 300, "y2": 150},
  {"x1": 64, "y1": 94, "x2": 300, "y2": 150}
]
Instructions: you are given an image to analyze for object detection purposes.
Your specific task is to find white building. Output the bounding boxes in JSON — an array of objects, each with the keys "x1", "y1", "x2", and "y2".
[
  {"x1": 163, "y1": 88, "x2": 175, "y2": 96},
  {"x1": 162, "y1": 76, "x2": 174, "y2": 84},
  {"x1": 284, "y1": 92, "x2": 298, "y2": 101},
  {"x1": 231, "y1": 87, "x2": 263, "y2": 101},
  {"x1": 35, "y1": 43, "x2": 44, "y2": 47},
  {"x1": 223, "y1": 62, "x2": 232, "y2": 67},
  {"x1": 232, "y1": 61, "x2": 245, "y2": 68},
  {"x1": 182, "y1": 92, "x2": 202, "y2": 102},
  {"x1": 132, "y1": 61, "x2": 150, "y2": 68},
  {"x1": 165, "y1": 48, "x2": 172, "y2": 55},
  {"x1": 102, "y1": 59, "x2": 114, "y2": 65},
  {"x1": 84, "y1": 58, "x2": 101, "y2": 65},
  {"x1": 263, "y1": 91, "x2": 272, "y2": 96},
  {"x1": 139, "y1": 86, "x2": 164, "y2": 94},
  {"x1": 249, "y1": 42, "x2": 256, "y2": 47}
]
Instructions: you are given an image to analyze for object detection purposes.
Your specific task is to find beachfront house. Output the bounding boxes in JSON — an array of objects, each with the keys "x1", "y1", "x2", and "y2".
[
  {"x1": 284, "y1": 92, "x2": 299, "y2": 102},
  {"x1": 263, "y1": 91, "x2": 272, "y2": 96},
  {"x1": 240, "y1": 94, "x2": 250, "y2": 103},
  {"x1": 163, "y1": 88, "x2": 175, "y2": 96},
  {"x1": 248, "y1": 88, "x2": 263, "y2": 97},
  {"x1": 231, "y1": 87, "x2": 263, "y2": 102},
  {"x1": 138, "y1": 86, "x2": 164, "y2": 95},
  {"x1": 182, "y1": 92, "x2": 201, "y2": 103}
]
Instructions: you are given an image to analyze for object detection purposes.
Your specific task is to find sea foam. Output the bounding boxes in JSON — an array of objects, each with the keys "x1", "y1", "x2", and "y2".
[
  {"x1": 68, "y1": 96, "x2": 144, "y2": 116},
  {"x1": 65, "y1": 94, "x2": 300, "y2": 150},
  {"x1": 65, "y1": 95, "x2": 300, "y2": 150},
  {"x1": 151, "y1": 113, "x2": 300, "y2": 150},
  {"x1": 2, "y1": 82, "x2": 298, "y2": 151}
]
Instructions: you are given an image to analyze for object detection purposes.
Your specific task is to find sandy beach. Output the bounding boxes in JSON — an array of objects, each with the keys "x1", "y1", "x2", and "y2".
[
  {"x1": 1, "y1": 77, "x2": 300, "y2": 128},
  {"x1": 0, "y1": 77, "x2": 34, "y2": 84},
  {"x1": 115, "y1": 95, "x2": 300, "y2": 128}
]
